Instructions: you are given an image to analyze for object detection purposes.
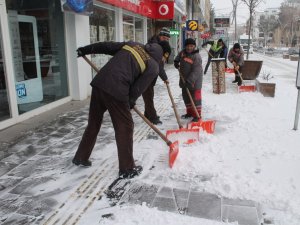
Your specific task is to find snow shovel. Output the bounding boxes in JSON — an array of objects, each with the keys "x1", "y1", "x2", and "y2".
[
  {"x1": 133, "y1": 106, "x2": 179, "y2": 168},
  {"x1": 203, "y1": 47, "x2": 214, "y2": 58},
  {"x1": 165, "y1": 82, "x2": 200, "y2": 144},
  {"x1": 235, "y1": 67, "x2": 256, "y2": 93},
  {"x1": 178, "y1": 70, "x2": 216, "y2": 134},
  {"x1": 82, "y1": 55, "x2": 179, "y2": 168}
]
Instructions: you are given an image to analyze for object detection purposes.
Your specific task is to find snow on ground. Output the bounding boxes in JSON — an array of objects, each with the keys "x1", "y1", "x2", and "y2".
[{"x1": 76, "y1": 52, "x2": 300, "y2": 225}]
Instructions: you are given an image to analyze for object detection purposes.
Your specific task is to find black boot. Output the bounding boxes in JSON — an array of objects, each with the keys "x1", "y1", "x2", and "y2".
[
  {"x1": 119, "y1": 165, "x2": 143, "y2": 179},
  {"x1": 232, "y1": 75, "x2": 238, "y2": 83},
  {"x1": 72, "y1": 158, "x2": 92, "y2": 167},
  {"x1": 237, "y1": 77, "x2": 242, "y2": 86}
]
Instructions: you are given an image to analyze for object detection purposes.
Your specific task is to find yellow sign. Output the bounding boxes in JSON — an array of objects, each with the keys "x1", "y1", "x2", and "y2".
[
  {"x1": 198, "y1": 24, "x2": 204, "y2": 32},
  {"x1": 187, "y1": 20, "x2": 198, "y2": 31}
]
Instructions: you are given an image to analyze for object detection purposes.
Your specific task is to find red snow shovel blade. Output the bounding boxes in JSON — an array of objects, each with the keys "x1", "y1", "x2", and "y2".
[
  {"x1": 238, "y1": 85, "x2": 256, "y2": 92},
  {"x1": 225, "y1": 68, "x2": 235, "y2": 73},
  {"x1": 187, "y1": 120, "x2": 216, "y2": 134},
  {"x1": 166, "y1": 128, "x2": 200, "y2": 145},
  {"x1": 169, "y1": 141, "x2": 179, "y2": 168}
]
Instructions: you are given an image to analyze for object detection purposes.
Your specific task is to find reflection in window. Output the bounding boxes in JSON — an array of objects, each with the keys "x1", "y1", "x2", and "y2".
[
  {"x1": 89, "y1": 7, "x2": 116, "y2": 75},
  {"x1": 0, "y1": 21, "x2": 11, "y2": 121}
]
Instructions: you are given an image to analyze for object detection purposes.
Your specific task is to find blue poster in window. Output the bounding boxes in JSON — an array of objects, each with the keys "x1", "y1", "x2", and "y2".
[
  {"x1": 16, "y1": 83, "x2": 27, "y2": 99},
  {"x1": 61, "y1": 0, "x2": 93, "y2": 15}
]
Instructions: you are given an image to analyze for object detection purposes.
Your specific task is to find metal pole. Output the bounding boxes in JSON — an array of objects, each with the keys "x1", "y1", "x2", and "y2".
[{"x1": 293, "y1": 89, "x2": 300, "y2": 130}]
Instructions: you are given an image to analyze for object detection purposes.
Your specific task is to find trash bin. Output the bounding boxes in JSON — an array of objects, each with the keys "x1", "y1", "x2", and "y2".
[{"x1": 211, "y1": 58, "x2": 226, "y2": 94}]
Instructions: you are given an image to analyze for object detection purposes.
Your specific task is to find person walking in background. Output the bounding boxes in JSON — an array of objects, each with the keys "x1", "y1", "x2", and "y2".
[
  {"x1": 174, "y1": 38, "x2": 203, "y2": 122},
  {"x1": 72, "y1": 40, "x2": 171, "y2": 179},
  {"x1": 142, "y1": 27, "x2": 171, "y2": 125},
  {"x1": 219, "y1": 39, "x2": 228, "y2": 68},
  {"x1": 202, "y1": 38, "x2": 223, "y2": 75},
  {"x1": 228, "y1": 43, "x2": 245, "y2": 86}
]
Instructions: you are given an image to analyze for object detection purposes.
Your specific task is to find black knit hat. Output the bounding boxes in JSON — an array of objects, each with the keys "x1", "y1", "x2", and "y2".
[
  {"x1": 158, "y1": 40, "x2": 172, "y2": 58},
  {"x1": 158, "y1": 27, "x2": 171, "y2": 38},
  {"x1": 185, "y1": 38, "x2": 196, "y2": 46},
  {"x1": 233, "y1": 43, "x2": 240, "y2": 49}
]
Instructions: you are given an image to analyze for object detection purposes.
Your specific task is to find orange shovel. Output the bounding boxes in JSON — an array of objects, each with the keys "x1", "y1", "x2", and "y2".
[
  {"x1": 82, "y1": 55, "x2": 179, "y2": 168},
  {"x1": 178, "y1": 70, "x2": 216, "y2": 134},
  {"x1": 235, "y1": 68, "x2": 256, "y2": 93},
  {"x1": 165, "y1": 82, "x2": 200, "y2": 144}
]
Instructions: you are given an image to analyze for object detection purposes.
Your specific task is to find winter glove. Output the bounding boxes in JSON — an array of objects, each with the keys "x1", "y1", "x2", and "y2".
[
  {"x1": 174, "y1": 61, "x2": 180, "y2": 69},
  {"x1": 201, "y1": 43, "x2": 206, "y2": 48},
  {"x1": 185, "y1": 82, "x2": 195, "y2": 90},
  {"x1": 129, "y1": 99, "x2": 136, "y2": 109},
  {"x1": 77, "y1": 47, "x2": 86, "y2": 57},
  {"x1": 164, "y1": 80, "x2": 169, "y2": 85}
]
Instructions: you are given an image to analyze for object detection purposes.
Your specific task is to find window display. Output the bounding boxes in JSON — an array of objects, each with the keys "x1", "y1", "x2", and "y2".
[
  {"x1": 6, "y1": 0, "x2": 68, "y2": 114},
  {"x1": 90, "y1": 6, "x2": 115, "y2": 75}
]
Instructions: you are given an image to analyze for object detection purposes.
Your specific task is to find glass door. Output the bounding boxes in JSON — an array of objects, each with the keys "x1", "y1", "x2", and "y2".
[{"x1": 0, "y1": 15, "x2": 11, "y2": 121}]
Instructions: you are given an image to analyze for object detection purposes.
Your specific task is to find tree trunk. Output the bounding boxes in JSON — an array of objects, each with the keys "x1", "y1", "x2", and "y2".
[{"x1": 247, "y1": 11, "x2": 252, "y2": 59}]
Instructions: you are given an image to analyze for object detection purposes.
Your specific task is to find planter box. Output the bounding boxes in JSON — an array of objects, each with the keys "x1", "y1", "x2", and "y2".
[
  {"x1": 283, "y1": 54, "x2": 290, "y2": 59},
  {"x1": 240, "y1": 60, "x2": 263, "y2": 80},
  {"x1": 256, "y1": 79, "x2": 276, "y2": 97},
  {"x1": 290, "y1": 55, "x2": 299, "y2": 61}
]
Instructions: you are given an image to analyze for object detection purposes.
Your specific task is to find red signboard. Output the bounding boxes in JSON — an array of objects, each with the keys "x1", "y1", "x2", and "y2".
[
  {"x1": 200, "y1": 32, "x2": 211, "y2": 39},
  {"x1": 99, "y1": 0, "x2": 174, "y2": 19}
]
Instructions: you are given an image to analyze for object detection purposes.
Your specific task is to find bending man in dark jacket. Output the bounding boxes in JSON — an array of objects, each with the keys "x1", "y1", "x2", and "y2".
[
  {"x1": 142, "y1": 27, "x2": 171, "y2": 125},
  {"x1": 174, "y1": 38, "x2": 203, "y2": 121},
  {"x1": 73, "y1": 41, "x2": 171, "y2": 179}
]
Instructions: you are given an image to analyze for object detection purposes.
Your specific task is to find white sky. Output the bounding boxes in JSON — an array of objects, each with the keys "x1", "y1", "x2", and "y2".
[{"x1": 210, "y1": 0, "x2": 285, "y2": 24}]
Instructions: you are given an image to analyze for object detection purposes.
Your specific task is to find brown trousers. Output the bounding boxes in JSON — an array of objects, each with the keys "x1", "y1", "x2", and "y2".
[
  {"x1": 73, "y1": 87, "x2": 135, "y2": 171},
  {"x1": 142, "y1": 82, "x2": 158, "y2": 120}
]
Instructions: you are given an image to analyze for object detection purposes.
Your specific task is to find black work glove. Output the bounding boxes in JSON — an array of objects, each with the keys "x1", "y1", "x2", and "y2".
[
  {"x1": 201, "y1": 43, "x2": 206, "y2": 48},
  {"x1": 184, "y1": 82, "x2": 195, "y2": 90},
  {"x1": 129, "y1": 99, "x2": 136, "y2": 109},
  {"x1": 174, "y1": 61, "x2": 180, "y2": 69},
  {"x1": 77, "y1": 47, "x2": 86, "y2": 57}
]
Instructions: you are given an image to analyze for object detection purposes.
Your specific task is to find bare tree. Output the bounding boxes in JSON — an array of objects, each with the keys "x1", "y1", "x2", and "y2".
[
  {"x1": 231, "y1": 0, "x2": 239, "y2": 41},
  {"x1": 241, "y1": 0, "x2": 264, "y2": 59},
  {"x1": 258, "y1": 15, "x2": 278, "y2": 47}
]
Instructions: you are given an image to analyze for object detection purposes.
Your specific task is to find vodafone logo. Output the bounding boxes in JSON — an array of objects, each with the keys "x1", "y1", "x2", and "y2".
[{"x1": 158, "y1": 4, "x2": 169, "y2": 16}]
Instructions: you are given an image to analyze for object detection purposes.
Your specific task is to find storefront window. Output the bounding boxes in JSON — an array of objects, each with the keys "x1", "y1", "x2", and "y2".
[
  {"x1": 90, "y1": 6, "x2": 115, "y2": 74},
  {"x1": 0, "y1": 19, "x2": 11, "y2": 121},
  {"x1": 123, "y1": 14, "x2": 144, "y2": 43},
  {"x1": 6, "y1": 0, "x2": 68, "y2": 114}
]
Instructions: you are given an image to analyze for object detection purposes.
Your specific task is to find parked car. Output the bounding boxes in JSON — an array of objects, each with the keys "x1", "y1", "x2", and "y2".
[
  {"x1": 265, "y1": 48, "x2": 274, "y2": 55},
  {"x1": 288, "y1": 47, "x2": 299, "y2": 55}
]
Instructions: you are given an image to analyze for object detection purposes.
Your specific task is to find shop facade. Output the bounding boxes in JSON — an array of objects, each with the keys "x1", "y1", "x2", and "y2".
[{"x1": 0, "y1": 0, "x2": 177, "y2": 130}]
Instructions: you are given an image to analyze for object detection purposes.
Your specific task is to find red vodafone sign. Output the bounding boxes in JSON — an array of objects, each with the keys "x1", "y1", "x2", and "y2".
[
  {"x1": 157, "y1": 2, "x2": 174, "y2": 19},
  {"x1": 98, "y1": 0, "x2": 174, "y2": 19}
]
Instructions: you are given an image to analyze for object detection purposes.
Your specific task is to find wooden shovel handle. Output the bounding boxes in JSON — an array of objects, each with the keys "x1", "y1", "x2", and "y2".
[
  {"x1": 178, "y1": 71, "x2": 200, "y2": 119},
  {"x1": 133, "y1": 106, "x2": 172, "y2": 146},
  {"x1": 83, "y1": 55, "x2": 100, "y2": 73},
  {"x1": 165, "y1": 83, "x2": 183, "y2": 129}
]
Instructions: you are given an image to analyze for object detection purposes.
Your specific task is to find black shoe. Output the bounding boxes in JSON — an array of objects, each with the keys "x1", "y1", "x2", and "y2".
[
  {"x1": 72, "y1": 158, "x2": 92, "y2": 167},
  {"x1": 232, "y1": 79, "x2": 238, "y2": 83},
  {"x1": 150, "y1": 117, "x2": 162, "y2": 125},
  {"x1": 237, "y1": 81, "x2": 242, "y2": 86},
  {"x1": 119, "y1": 165, "x2": 143, "y2": 179},
  {"x1": 181, "y1": 114, "x2": 192, "y2": 119},
  {"x1": 192, "y1": 117, "x2": 200, "y2": 122}
]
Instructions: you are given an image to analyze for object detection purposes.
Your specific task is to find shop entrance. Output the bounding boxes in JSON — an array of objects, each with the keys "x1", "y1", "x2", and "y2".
[{"x1": 8, "y1": 11, "x2": 43, "y2": 105}]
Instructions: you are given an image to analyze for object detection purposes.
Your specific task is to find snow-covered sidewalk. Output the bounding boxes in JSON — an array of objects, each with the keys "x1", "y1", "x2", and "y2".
[{"x1": 0, "y1": 52, "x2": 299, "y2": 225}]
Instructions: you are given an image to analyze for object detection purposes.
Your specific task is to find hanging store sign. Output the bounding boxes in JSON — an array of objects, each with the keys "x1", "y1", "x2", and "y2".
[
  {"x1": 99, "y1": 0, "x2": 174, "y2": 19},
  {"x1": 214, "y1": 17, "x2": 230, "y2": 28},
  {"x1": 61, "y1": 0, "x2": 93, "y2": 15},
  {"x1": 186, "y1": 20, "x2": 198, "y2": 31},
  {"x1": 200, "y1": 32, "x2": 211, "y2": 39},
  {"x1": 170, "y1": 29, "x2": 179, "y2": 36}
]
